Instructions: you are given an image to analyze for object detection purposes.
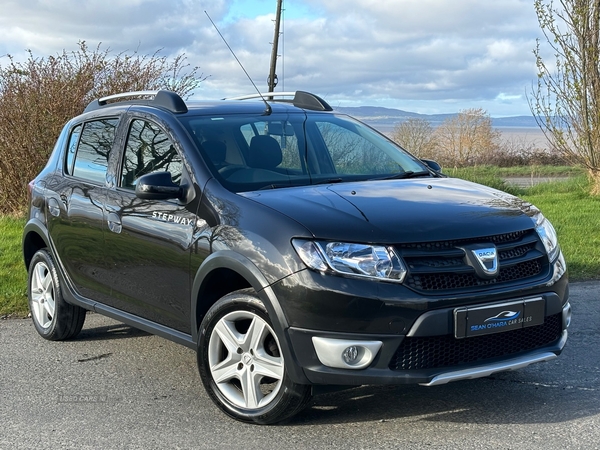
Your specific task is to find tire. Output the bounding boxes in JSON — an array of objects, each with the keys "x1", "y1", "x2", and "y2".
[
  {"x1": 197, "y1": 290, "x2": 312, "y2": 424},
  {"x1": 27, "y1": 249, "x2": 86, "y2": 340}
]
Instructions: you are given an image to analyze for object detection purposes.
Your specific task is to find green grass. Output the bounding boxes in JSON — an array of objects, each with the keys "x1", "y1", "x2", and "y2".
[
  {"x1": 446, "y1": 165, "x2": 585, "y2": 196},
  {"x1": 447, "y1": 165, "x2": 584, "y2": 178},
  {"x1": 0, "y1": 216, "x2": 28, "y2": 317},
  {"x1": 521, "y1": 176, "x2": 600, "y2": 281},
  {"x1": 445, "y1": 166, "x2": 521, "y2": 195},
  {"x1": 1, "y1": 168, "x2": 598, "y2": 315},
  {"x1": 446, "y1": 168, "x2": 599, "y2": 281}
]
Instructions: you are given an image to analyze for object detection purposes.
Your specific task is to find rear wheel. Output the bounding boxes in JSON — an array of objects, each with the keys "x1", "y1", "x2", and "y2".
[
  {"x1": 198, "y1": 290, "x2": 311, "y2": 424},
  {"x1": 28, "y1": 249, "x2": 86, "y2": 340}
]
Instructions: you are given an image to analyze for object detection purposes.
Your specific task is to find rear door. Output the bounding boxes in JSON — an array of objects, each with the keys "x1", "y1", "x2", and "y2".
[{"x1": 46, "y1": 117, "x2": 118, "y2": 303}]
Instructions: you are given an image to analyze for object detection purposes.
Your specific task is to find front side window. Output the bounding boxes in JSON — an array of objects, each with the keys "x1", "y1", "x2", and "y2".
[
  {"x1": 120, "y1": 119, "x2": 182, "y2": 189},
  {"x1": 315, "y1": 121, "x2": 403, "y2": 175},
  {"x1": 72, "y1": 118, "x2": 118, "y2": 184}
]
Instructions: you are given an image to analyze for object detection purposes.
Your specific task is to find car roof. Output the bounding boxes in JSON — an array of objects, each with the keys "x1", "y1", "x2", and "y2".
[
  {"x1": 83, "y1": 90, "x2": 334, "y2": 117},
  {"x1": 184, "y1": 99, "x2": 310, "y2": 116}
]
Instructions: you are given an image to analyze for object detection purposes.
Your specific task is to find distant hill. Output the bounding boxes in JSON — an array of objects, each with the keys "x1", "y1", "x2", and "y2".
[{"x1": 334, "y1": 106, "x2": 539, "y2": 132}]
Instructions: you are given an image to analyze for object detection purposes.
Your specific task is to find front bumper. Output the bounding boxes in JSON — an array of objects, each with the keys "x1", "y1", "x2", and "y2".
[{"x1": 286, "y1": 299, "x2": 570, "y2": 386}]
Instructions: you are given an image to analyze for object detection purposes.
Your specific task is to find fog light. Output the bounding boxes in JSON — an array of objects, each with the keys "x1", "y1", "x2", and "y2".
[
  {"x1": 312, "y1": 337, "x2": 382, "y2": 370},
  {"x1": 562, "y1": 302, "x2": 572, "y2": 329},
  {"x1": 342, "y1": 346, "x2": 359, "y2": 364}
]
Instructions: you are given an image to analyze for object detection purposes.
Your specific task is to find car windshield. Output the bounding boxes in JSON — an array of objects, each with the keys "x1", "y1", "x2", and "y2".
[{"x1": 180, "y1": 111, "x2": 429, "y2": 192}]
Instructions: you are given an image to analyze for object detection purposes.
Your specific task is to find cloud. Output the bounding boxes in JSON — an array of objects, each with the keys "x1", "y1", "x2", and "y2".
[
  {"x1": 0, "y1": 0, "x2": 224, "y2": 56},
  {"x1": 0, "y1": 0, "x2": 544, "y2": 115}
]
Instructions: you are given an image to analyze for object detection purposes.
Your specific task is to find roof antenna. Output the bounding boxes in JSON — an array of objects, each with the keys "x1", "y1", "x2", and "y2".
[{"x1": 205, "y1": 11, "x2": 272, "y2": 116}]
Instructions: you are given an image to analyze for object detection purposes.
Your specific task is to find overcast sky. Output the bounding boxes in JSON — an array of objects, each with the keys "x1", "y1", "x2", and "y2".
[{"x1": 0, "y1": 0, "x2": 550, "y2": 117}]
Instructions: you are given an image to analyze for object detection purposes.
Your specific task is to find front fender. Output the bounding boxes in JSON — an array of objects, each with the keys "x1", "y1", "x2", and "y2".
[{"x1": 191, "y1": 250, "x2": 309, "y2": 384}]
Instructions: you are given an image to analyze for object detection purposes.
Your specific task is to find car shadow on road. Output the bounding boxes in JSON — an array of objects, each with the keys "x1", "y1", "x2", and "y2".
[
  {"x1": 76, "y1": 320, "x2": 151, "y2": 342},
  {"x1": 287, "y1": 367, "x2": 599, "y2": 426}
]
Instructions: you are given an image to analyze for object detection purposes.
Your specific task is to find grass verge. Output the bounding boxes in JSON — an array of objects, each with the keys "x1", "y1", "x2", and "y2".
[
  {"x1": 521, "y1": 176, "x2": 600, "y2": 281},
  {"x1": 0, "y1": 216, "x2": 28, "y2": 317},
  {"x1": 447, "y1": 165, "x2": 584, "y2": 178},
  {"x1": 446, "y1": 169, "x2": 599, "y2": 281}
]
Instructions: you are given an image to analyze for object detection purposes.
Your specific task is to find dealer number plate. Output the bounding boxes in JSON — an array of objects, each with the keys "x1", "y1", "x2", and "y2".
[{"x1": 454, "y1": 297, "x2": 545, "y2": 339}]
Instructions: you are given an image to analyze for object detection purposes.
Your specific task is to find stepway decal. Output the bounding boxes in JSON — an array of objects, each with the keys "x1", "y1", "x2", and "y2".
[{"x1": 152, "y1": 211, "x2": 195, "y2": 226}]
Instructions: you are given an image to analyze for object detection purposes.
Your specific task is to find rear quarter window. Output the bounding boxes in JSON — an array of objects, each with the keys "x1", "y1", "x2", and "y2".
[
  {"x1": 71, "y1": 118, "x2": 118, "y2": 184},
  {"x1": 65, "y1": 124, "x2": 82, "y2": 175}
]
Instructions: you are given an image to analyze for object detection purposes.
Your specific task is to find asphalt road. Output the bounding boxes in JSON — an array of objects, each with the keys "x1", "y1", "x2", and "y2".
[
  {"x1": 1, "y1": 282, "x2": 599, "y2": 450},
  {"x1": 503, "y1": 176, "x2": 572, "y2": 188}
]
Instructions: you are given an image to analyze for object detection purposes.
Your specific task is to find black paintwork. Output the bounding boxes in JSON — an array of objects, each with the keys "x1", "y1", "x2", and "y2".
[
  {"x1": 23, "y1": 92, "x2": 569, "y2": 387},
  {"x1": 241, "y1": 178, "x2": 536, "y2": 243}
]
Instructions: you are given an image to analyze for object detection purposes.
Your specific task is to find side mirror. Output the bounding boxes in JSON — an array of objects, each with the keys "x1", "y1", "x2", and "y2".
[
  {"x1": 421, "y1": 159, "x2": 442, "y2": 172},
  {"x1": 135, "y1": 172, "x2": 182, "y2": 200}
]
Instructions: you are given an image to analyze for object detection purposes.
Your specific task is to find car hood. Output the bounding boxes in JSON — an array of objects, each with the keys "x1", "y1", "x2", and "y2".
[{"x1": 241, "y1": 178, "x2": 536, "y2": 243}]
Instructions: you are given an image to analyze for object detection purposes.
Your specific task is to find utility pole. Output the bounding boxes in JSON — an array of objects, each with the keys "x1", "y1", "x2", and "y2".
[{"x1": 268, "y1": 0, "x2": 283, "y2": 93}]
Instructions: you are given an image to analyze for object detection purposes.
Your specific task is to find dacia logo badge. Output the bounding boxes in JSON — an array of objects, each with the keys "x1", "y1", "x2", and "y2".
[
  {"x1": 473, "y1": 247, "x2": 498, "y2": 275},
  {"x1": 460, "y1": 244, "x2": 499, "y2": 279}
]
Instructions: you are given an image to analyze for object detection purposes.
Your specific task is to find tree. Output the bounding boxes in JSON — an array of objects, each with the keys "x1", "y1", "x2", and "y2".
[
  {"x1": 391, "y1": 117, "x2": 437, "y2": 159},
  {"x1": 530, "y1": 0, "x2": 600, "y2": 194},
  {"x1": 433, "y1": 108, "x2": 500, "y2": 167},
  {"x1": 0, "y1": 42, "x2": 205, "y2": 214}
]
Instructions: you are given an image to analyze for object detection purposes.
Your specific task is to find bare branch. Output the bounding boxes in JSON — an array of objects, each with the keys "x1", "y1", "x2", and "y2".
[
  {"x1": 0, "y1": 43, "x2": 206, "y2": 213},
  {"x1": 530, "y1": 0, "x2": 600, "y2": 193}
]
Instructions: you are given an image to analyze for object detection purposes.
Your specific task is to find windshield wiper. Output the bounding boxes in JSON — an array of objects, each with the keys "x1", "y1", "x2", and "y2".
[
  {"x1": 257, "y1": 183, "x2": 293, "y2": 190},
  {"x1": 258, "y1": 178, "x2": 346, "y2": 190},
  {"x1": 258, "y1": 177, "x2": 346, "y2": 190},
  {"x1": 311, "y1": 178, "x2": 344, "y2": 185},
  {"x1": 370, "y1": 171, "x2": 432, "y2": 181}
]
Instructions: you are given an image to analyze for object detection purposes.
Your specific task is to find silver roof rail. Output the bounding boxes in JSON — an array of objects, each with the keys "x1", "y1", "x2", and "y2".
[
  {"x1": 226, "y1": 92, "x2": 298, "y2": 101},
  {"x1": 225, "y1": 91, "x2": 333, "y2": 112},
  {"x1": 98, "y1": 91, "x2": 159, "y2": 105},
  {"x1": 84, "y1": 90, "x2": 187, "y2": 114}
]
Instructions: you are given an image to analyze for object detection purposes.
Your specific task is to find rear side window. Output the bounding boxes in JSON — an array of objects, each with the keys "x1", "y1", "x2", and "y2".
[
  {"x1": 120, "y1": 119, "x2": 182, "y2": 189},
  {"x1": 71, "y1": 118, "x2": 118, "y2": 184}
]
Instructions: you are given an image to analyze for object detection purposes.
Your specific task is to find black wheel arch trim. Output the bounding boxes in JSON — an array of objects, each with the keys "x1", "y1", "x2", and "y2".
[
  {"x1": 23, "y1": 218, "x2": 95, "y2": 310},
  {"x1": 191, "y1": 250, "x2": 309, "y2": 384},
  {"x1": 23, "y1": 218, "x2": 51, "y2": 268}
]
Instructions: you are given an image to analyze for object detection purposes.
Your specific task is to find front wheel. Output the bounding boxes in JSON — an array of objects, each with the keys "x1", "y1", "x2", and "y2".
[{"x1": 197, "y1": 290, "x2": 311, "y2": 424}]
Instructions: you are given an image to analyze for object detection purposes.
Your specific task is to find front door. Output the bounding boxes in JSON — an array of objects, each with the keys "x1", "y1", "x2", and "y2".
[{"x1": 102, "y1": 118, "x2": 197, "y2": 333}]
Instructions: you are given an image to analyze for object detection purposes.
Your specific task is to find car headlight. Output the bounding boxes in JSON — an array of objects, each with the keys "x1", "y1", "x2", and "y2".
[
  {"x1": 532, "y1": 212, "x2": 560, "y2": 261},
  {"x1": 292, "y1": 239, "x2": 407, "y2": 283}
]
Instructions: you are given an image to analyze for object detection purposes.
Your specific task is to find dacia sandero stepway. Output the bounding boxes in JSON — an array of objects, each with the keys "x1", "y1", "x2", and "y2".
[{"x1": 23, "y1": 90, "x2": 571, "y2": 424}]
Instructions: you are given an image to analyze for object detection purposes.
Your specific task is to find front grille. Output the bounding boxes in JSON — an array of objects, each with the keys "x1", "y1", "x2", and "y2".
[
  {"x1": 389, "y1": 313, "x2": 562, "y2": 371},
  {"x1": 397, "y1": 229, "x2": 549, "y2": 294},
  {"x1": 399, "y1": 230, "x2": 529, "y2": 250},
  {"x1": 407, "y1": 260, "x2": 542, "y2": 291}
]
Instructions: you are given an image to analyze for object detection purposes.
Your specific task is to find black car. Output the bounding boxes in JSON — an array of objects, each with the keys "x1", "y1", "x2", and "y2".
[{"x1": 23, "y1": 90, "x2": 571, "y2": 424}]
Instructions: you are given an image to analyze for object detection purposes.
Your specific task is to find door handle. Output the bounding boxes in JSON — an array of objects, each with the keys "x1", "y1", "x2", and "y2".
[{"x1": 107, "y1": 212, "x2": 122, "y2": 234}]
